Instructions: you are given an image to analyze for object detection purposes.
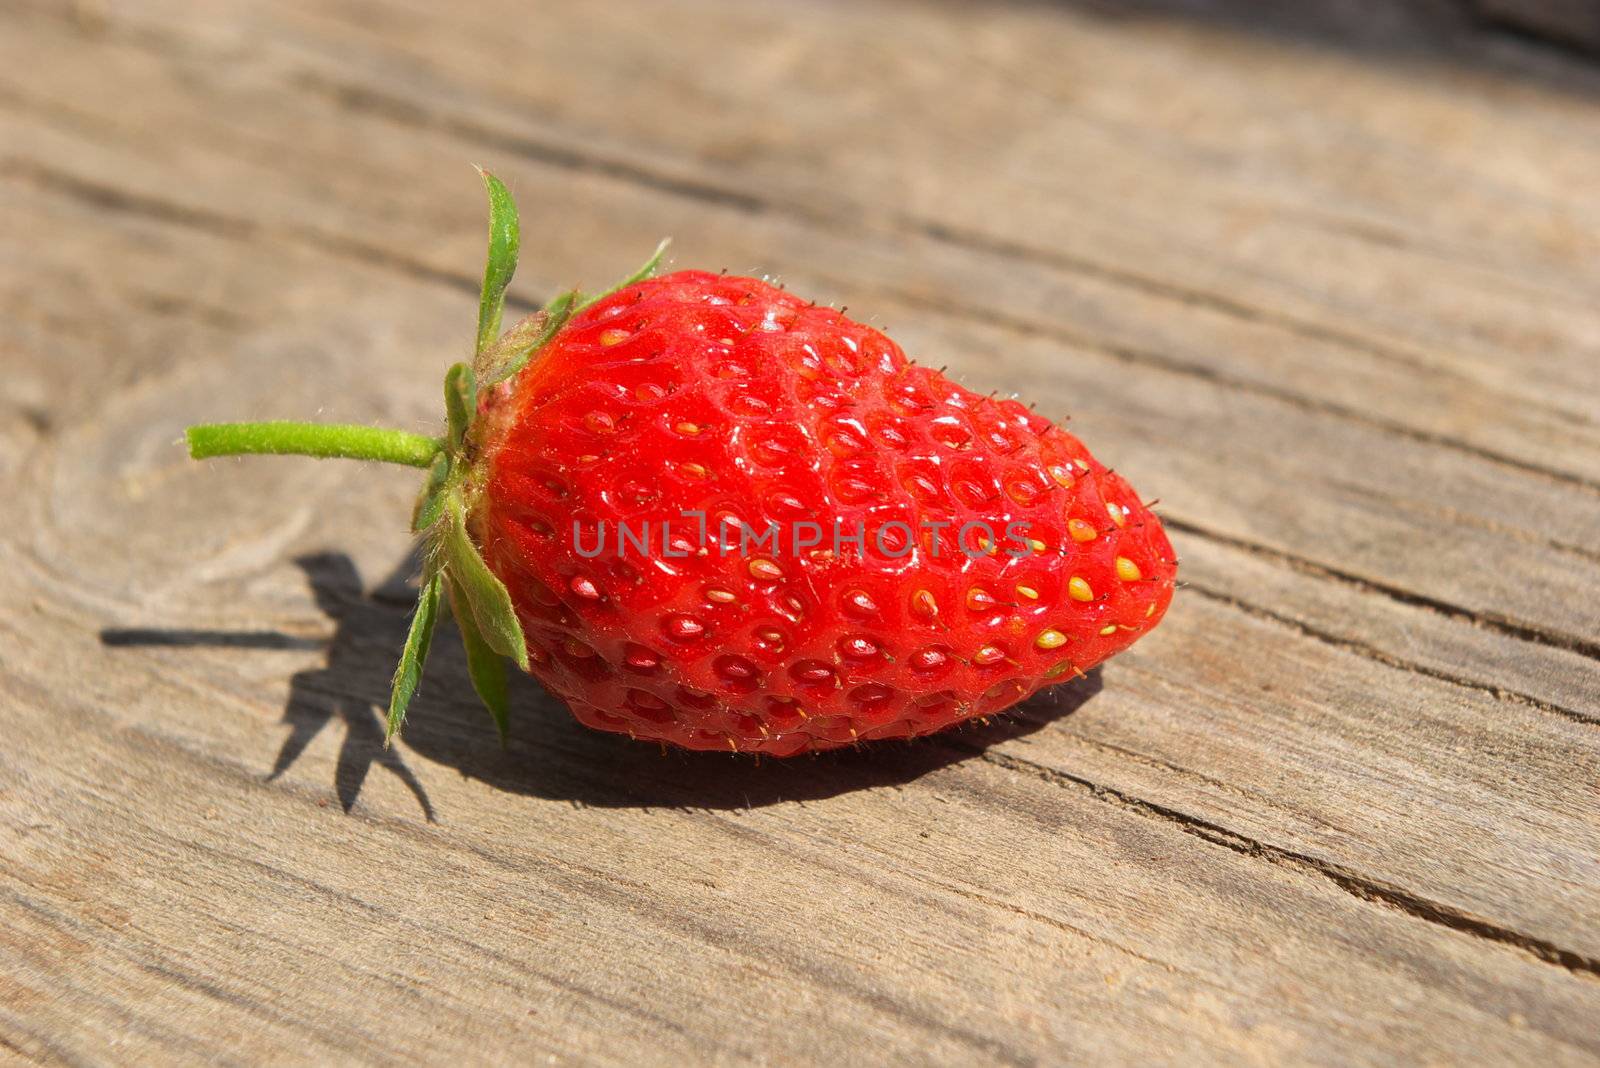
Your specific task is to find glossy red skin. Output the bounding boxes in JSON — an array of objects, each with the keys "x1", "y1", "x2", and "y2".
[{"x1": 473, "y1": 271, "x2": 1176, "y2": 755}]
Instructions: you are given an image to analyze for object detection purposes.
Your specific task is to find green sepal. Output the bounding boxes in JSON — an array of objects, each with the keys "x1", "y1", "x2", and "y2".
[
  {"x1": 482, "y1": 290, "x2": 578, "y2": 387},
  {"x1": 411, "y1": 453, "x2": 454, "y2": 533},
  {"x1": 473, "y1": 309, "x2": 548, "y2": 384},
  {"x1": 439, "y1": 495, "x2": 529, "y2": 671},
  {"x1": 474, "y1": 238, "x2": 668, "y2": 388},
  {"x1": 574, "y1": 238, "x2": 670, "y2": 312},
  {"x1": 448, "y1": 577, "x2": 511, "y2": 745},
  {"x1": 474, "y1": 169, "x2": 520, "y2": 358},
  {"x1": 444, "y1": 362, "x2": 476, "y2": 452},
  {"x1": 386, "y1": 571, "x2": 443, "y2": 744}
]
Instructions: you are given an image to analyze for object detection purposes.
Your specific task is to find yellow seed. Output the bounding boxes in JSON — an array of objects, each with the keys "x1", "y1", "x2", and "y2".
[
  {"x1": 912, "y1": 589, "x2": 939, "y2": 618},
  {"x1": 1075, "y1": 459, "x2": 1090, "y2": 472},
  {"x1": 748, "y1": 557, "x2": 783, "y2": 581},
  {"x1": 1099, "y1": 625, "x2": 1117, "y2": 636},
  {"x1": 680, "y1": 462, "x2": 709, "y2": 479},
  {"x1": 1115, "y1": 556, "x2": 1142, "y2": 581},
  {"x1": 1048, "y1": 465, "x2": 1074, "y2": 488},
  {"x1": 599, "y1": 328, "x2": 630, "y2": 346},
  {"x1": 974, "y1": 645, "x2": 1005, "y2": 665},
  {"x1": 705, "y1": 587, "x2": 737, "y2": 604},
  {"x1": 1026, "y1": 537, "x2": 1047, "y2": 553},
  {"x1": 1106, "y1": 502, "x2": 1126, "y2": 527},
  {"x1": 675, "y1": 421, "x2": 702, "y2": 436},
  {"x1": 1068, "y1": 577, "x2": 1094, "y2": 602},
  {"x1": 1067, "y1": 518, "x2": 1097, "y2": 543},
  {"x1": 1045, "y1": 659, "x2": 1078, "y2": 679},
  {"x1": 1006, "y1": 481, "x2": 1038, "y2": 504},
  {"x1": 1034, "y1": 628, "x2": 1068, "y2": 650},
  {"x1": 1146, "y1": 603, "x2": 1157, "y2": 618},
  {"x1": 1016, "y1": 585, "x2": 1039, "y2": 601}
]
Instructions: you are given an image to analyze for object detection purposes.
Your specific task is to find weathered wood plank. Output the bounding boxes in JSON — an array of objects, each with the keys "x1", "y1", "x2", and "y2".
[
  {"x1": 4, "y1": 0, "x2": 1599, "y2": 952},
  {"x1": 2, "y1": 0, "x2": 1599, "y2": 1063},
  {"x1": 3, "y1": 159, "x2": 1597, "y2": 1061}
]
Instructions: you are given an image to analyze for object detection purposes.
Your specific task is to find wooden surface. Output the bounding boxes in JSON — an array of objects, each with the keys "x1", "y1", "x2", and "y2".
[{"x1": 3, "y1": 0, "x2": 1599, "y2": 1063}]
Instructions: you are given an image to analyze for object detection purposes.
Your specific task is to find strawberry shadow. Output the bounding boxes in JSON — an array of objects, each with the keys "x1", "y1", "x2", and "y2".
[
  {"x1": 102, "y1": 551, "x2": 1102, "y2": 814},
  {"x1": 410, "y1": 666, "x2": 1102, "y2": 811}
]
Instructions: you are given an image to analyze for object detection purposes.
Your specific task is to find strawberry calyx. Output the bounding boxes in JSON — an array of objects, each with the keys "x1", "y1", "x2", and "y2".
[{"x1": 184, "y1": 170, "x2": 668, "y2": 745}]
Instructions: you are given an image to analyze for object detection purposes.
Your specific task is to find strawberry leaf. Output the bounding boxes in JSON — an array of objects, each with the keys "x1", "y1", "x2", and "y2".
[
  {"x1": 387, "y1": 571, "x2": 442, "y2": 744},
  {"x1": 440, "y1": 496, "x2": 530, "y2": 671},
  {"x1": 474, "y1": 169, "x2": 520, "y2": 358},
  {"x1": 449, "y1": 577, "x2": 512, "y2": 744}
]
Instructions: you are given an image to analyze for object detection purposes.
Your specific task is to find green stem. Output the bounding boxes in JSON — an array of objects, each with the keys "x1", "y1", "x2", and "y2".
[{"x1": 186, "y1": 422, "x2": 443, "y2": 468}]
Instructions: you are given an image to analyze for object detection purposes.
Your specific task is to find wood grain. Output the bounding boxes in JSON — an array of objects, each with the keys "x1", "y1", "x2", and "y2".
[
  {"x1": 1476, "y1": 0, "x2": 1600, "y2": 52},
  {"x1": 2, "y1": 0, "x2": 1598, "y2": 1064}
]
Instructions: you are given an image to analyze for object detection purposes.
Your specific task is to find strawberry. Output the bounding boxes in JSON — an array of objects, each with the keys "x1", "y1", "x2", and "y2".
[{"x1": 188, "y1": 173, "x2": 1176, "y2": 755}]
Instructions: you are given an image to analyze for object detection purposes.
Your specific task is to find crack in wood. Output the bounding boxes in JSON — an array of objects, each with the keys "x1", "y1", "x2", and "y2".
[
  {"x1": 889, "y1": 286, "x2": 1600, "y2": 497},
  {"x1": 0, "y1": 1027, "x2": 52, "y2": 1067},
  {"x1": 1180, "y1": 582, "x2": 1599, "y2": 728},
  {"x1": 967, "y1": 748, "x2": 1600, "y2": 982},
  {"x1": 1, "y1": 156, "x2": 486, "y2": 301},
  {"x1": 293, "y1": 71, "x2": 774, "y2": 220},
  {"x1": 910, "y1": 217, "x2": 1442, "y2": 380},
  {"x1": 1164, "y1": 517, "x2": 1600, "y2": 663},
  {"x1": 926, "y1": 877, "x2": 1236, "y2": 991}
]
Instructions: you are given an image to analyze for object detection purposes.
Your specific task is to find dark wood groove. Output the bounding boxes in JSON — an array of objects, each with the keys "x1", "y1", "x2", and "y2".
[
  {"x1": 893, "y1": 287, "x2": 1600, "y2": 497},
  {"x1": 1165, "y1": 517, "x2": 1600, "y2": 663},
  {"x1": 293, "y1": 70, "x2": 774, "y2": 220},
  {"x1": 3, "y1": 155, "x2": 505, "y2": 302},
  {"x1": 969, "y1": 748, "x2": 1600, "y2": 982},
  {"x1": 1180, "y1": 581, "x2": 1599, "y2": 728}
]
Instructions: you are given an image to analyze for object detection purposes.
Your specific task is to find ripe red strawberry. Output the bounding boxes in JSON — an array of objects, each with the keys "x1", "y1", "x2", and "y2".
[{"x1": 188, "y1": 174, "x2": 1175, "y2": 756}]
